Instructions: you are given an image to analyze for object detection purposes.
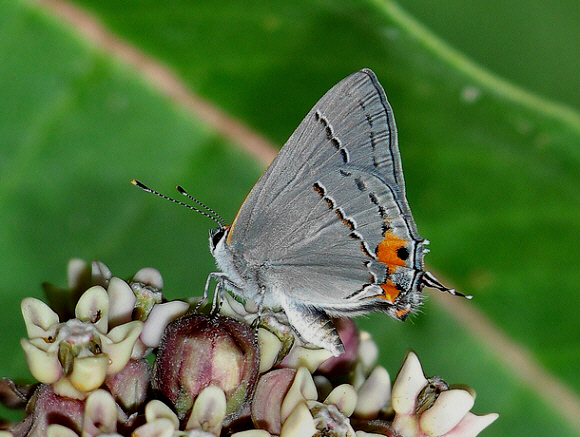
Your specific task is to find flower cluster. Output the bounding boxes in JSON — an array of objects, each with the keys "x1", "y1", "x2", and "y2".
[{"x1": 0, "y1": 260, "x2": 497, "y2": 436}]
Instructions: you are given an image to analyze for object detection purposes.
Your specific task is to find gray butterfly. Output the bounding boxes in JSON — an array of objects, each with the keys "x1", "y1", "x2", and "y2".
[
  {"x1": 134, "y1": 68, "x2": 468, "y2": 356},
  {"x1": 209, "y1": 69, "x2": 468, "y2": 355}
]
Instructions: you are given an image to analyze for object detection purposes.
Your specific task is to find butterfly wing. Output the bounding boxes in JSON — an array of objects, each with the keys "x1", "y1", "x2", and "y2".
[{"x1": 226, "y1": 69, "x2": 426, "y2": 318}]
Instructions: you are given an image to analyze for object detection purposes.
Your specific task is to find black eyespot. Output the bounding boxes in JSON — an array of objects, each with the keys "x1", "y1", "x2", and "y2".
[
  {"x1": 397, "y1": 246, "x2": 410, "y2": 261},
  {"x1": 210, "y1": 227, "x2": 226, "y2": 250}
]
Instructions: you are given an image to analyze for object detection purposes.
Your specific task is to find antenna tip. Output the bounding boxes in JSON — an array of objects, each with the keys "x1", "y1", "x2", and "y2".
[{"x1": 131, "y1": 179, "x2": 146, "y2": 189}]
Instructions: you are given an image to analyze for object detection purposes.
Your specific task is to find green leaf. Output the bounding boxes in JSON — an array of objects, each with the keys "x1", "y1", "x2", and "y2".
[
  {"x1": 395, "y1": 0, "x2": 580, "y2": 110},
  {"x1": 1, "y1": 0, "x2": 579, "y2": 434}
]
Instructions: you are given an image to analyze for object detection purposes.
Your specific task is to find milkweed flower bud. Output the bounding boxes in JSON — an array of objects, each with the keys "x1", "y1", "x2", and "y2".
[
  {"x1": 153, "y1": 313, "x2": 260, "y2": 424},
  {"x1": 20, "y1": 286, "x2": 142, "y2": 399},
  {"x1": 390, "y1": 351, "x2": 498, "y2": 437}
]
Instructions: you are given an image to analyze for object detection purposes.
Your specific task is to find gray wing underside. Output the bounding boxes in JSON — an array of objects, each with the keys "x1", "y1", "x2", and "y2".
[
  {"x1": 229, "y1": 69, "x2": 421, "y2": 303},
  {"x1": 257, "y1": 168, "x2": 420, "y2": 305}
]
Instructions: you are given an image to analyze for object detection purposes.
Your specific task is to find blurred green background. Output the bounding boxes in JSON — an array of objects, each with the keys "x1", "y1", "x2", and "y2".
[{"x1": 1, "y1": 0, "x2": 579, "y2": 435}]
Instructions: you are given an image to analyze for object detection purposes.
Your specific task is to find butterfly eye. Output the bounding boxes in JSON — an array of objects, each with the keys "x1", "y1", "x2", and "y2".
[{"x1": 209, "y1": 227, "x2": 226, "y2": 251}]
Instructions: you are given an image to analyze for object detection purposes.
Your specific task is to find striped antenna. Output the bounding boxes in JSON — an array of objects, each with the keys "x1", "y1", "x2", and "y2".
[
  {"x1": 131, "y1": 179, "x2": 224, "y2": 226},
  {"x1": 176, "y1": 185, "x2": 225, "y2": 225}
]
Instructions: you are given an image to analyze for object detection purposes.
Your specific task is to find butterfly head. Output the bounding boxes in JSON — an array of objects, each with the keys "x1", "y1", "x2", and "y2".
[{"x1": 209, "y1": 226, "x2": 229, "y2": 255}]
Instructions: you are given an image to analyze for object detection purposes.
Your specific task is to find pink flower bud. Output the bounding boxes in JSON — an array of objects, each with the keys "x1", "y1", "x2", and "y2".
[{"x1": 153, "y1": 314, "x2": 260, "y2": 424}]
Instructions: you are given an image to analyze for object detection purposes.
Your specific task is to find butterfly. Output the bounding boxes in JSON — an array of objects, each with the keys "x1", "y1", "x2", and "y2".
[{"x1": 133, "y1": 68, "x2": 469, "y2": 356}]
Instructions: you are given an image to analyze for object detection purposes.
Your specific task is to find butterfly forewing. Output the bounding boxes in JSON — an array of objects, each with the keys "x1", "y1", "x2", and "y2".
[{"x1": 229, "y1": 69, "x2": 417, "y2": 248}]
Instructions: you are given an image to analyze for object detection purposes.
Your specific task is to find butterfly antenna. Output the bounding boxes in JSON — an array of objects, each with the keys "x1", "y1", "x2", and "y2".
[
  {"x1": 176, "y1": 185, "x2": 226, "y2": 225},
  {"x1": 131, "y1": 180, "x2": 224, "y2": 226}
]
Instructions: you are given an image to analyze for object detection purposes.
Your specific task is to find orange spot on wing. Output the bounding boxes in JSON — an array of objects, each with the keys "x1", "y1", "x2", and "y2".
[
  {"x1": 376, "y1": 229, "x2": 408, "y2": 303},
  {"x1": 376, "y1": 230, "x2": 407, "y2": 269},
  {"x1": 379, "y1": 282, "x2": 400, "y2": 303},
  {"x1": 395, "y1": 308, "x2": 410, "y2": 319}
]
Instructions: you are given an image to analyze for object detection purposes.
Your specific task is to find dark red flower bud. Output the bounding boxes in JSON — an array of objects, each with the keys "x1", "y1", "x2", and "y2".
[{"x1": 153, "y1": 314, "x2": 260, "y2": 424}]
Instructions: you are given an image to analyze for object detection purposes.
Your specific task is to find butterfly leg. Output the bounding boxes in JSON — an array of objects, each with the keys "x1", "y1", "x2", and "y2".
[
  {"x1": 211, "y1": 279, "x2": 227, "y2": 315},
  {"x1": 193, "y1": 273, "x2": 213, "y2": 312},
  {"x1": 195, "y1": 272, "x2": 229, "y2": 313},
  {"x1": 250, "y1": 285, "x2": 268, "y2": 330}
]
